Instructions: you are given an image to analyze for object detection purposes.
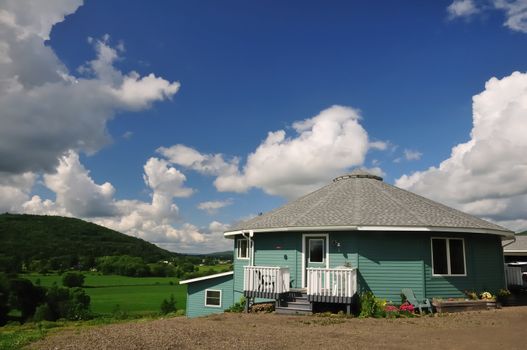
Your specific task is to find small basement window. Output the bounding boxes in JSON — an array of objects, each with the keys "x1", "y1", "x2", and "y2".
[
  {"x1": 237, "y1": 238, "x2": 249, "y2": 259},
  {"x1": 431, "y1": 238, "x2": 466, "y2": 276},
  {"x1": 205, "y1": 289, "x2": 222, "y2": 307}
]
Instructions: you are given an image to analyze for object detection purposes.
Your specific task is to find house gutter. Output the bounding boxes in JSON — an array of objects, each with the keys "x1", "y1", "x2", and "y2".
[
  {"x1": 224, "y1": 225, "x2": 514, "y2": 239},
  {"x1": 502, "y1": 235, "x2": 517, "y2": 248}
]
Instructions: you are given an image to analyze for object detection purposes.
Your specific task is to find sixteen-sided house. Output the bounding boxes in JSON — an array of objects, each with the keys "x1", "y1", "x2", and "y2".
[{"x1": 180, "y1": 170, "x2": 514, "y2": 317}]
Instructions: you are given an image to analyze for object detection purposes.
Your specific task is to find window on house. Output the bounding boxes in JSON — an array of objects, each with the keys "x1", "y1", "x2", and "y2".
[
  {"x1": 431, "y1": 238, "x2": 466, "y2": 276},
  {"x1": 205, "y1": 289, "x2": 221, "y2": 307},
  {"x1": 309, "y1": 239, "x2": 324, "y2": 263},
  {"x1": 237, "y1": 238, "x2": 249, "y2": 259}
]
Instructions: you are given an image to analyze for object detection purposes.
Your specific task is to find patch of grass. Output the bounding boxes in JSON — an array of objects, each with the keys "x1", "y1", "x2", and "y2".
[
  {"x1": 22, "y1": 273, "x2": 187, "y2": 316},
  {"x1": 24, "y1": 273, "x2": 180, "y2": 287},
  {"x1": 87, "y1": 284, "x2": 186, "y2": 315},
  {"x1": 0, "y1": 323, "x2": 51, "y2": 350}
]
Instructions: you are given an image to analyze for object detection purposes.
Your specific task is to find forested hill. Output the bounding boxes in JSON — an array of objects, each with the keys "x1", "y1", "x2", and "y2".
[{"x1": 0, "y1": 213, "x2": 177, "y2": 270}]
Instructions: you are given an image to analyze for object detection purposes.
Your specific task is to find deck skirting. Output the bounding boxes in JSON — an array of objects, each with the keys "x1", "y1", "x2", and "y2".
[
  {"x1": 307, "y1": 295, "x2": 353, "y2": 304},
  {"x1": 244, "y1": 290, "x2": 283, "y2": 299}
]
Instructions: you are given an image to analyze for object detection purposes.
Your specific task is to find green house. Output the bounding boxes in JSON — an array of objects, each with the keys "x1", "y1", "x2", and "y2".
[{"x1": 182, "y1": 170, "x2": 514, "y2": 316}]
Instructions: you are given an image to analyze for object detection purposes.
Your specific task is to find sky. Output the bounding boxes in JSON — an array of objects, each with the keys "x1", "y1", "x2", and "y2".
[{"x1": 1, "y1": 0, "x2": 527, "y2": 253}]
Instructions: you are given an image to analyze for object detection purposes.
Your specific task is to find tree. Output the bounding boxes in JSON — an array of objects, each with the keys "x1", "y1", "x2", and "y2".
[
  {"x1": 44, "y1": 285, "x2": 91, "y2": 321},
  {"x1": 8, "y1": 278, "x2": 46, "y2": 321},
  {"x1": 62, "y1": 271, "x2": 85, "y2": 288},
  {"x1": 0, "y1": 273, "x2": 9, "y2": 326},
  {"x1": 67, "y1": 288, "x2": 91, "y2": 320},
  {"x1": 160, "y1": 294, "x2": 177, "y2": 314}
]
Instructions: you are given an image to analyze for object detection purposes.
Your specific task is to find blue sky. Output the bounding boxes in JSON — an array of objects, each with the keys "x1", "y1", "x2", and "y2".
[{"x1": 1, "y1": 0, "x2": 527, "y2": 253}]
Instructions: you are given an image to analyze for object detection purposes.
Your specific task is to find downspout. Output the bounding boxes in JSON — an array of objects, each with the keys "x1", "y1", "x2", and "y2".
[
  {"x1": 241, "y1": 230, "x2": 254, "y2": 313},
  {"x1": 502, "y1": 235, "x2": 517, "y2": 248},
  {"x1": 502, "y1": 235, "x2": 517, "y2": 289}
]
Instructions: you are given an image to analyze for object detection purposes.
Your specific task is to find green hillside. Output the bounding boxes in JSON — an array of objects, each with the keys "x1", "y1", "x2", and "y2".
[{"x1": 0, "y1": 213, "x2": 177, "y2": 271}]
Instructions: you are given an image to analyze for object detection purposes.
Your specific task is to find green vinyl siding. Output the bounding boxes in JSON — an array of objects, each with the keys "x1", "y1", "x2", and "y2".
[
  {"x1": 230, "y1": 230, "x2": 505, "y2": 305},
  {"x1": 425, "y1": 233, "x2": 505, "y2": 298},
  {"x1": 185, "y1": 274, "x2": 234, "y2": 318},
  {"x1": 357, "y1": 232, "x2": 425, "y2": 302},
  {"x1": 253, "y1": 232, "x2": 302, "y2": 288},
  {"x1": 328, "y1": 232, "x2": 359, "y2": 269}
]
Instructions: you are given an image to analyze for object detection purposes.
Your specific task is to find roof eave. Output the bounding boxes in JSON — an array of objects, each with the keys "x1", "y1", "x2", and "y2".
[
  {"x1": 179, "y1": 271, "x2": 234, "y2": 285},
  {"x1": 224, "y1": 225, "x2": 514, "y2": 239}
]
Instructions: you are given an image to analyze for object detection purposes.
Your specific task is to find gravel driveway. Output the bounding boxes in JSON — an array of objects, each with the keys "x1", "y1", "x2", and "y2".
[{"x1": 30, "y1": 307, "x2": 527, "y2": 349}]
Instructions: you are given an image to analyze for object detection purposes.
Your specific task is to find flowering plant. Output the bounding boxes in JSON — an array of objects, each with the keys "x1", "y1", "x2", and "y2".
[
  {"x1": 399, "y1": 302, "x2": 414, "y2": 313},
  {"x1": 385, "y1": 305, "x2": 398, "y2": 312},
  {"x1": 480, "y1": 291, "x2": 494, "y2": 300}
]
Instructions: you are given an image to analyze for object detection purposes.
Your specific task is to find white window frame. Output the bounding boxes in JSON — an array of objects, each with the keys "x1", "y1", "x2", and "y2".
[
  {"x1": 308, "y1": 238, "x2": 325, "y2": 263},
  {"x1": 204, "y1": 289, "x2": 222, "y2": 308},
  {"x1": 431, "y1": 237, "x2": 467, "y2": 277},
  {"x1": 236, "y1": 238, "x2": 249, "y2": 260},
  {"x1": 301, "y1": 233, "x2": 330, "y2": 287}
]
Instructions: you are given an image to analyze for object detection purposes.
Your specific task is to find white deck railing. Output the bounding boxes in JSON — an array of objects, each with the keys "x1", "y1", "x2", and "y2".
[
  {"x1": 243, "y1": 266, "x2": 290, "y2": 296},
  {"x1": 307, "y1": 267, "x2": 357, "y2": 299},
  {"x1": 505, "y1": 265, "x2": 525, "y2": 286}
]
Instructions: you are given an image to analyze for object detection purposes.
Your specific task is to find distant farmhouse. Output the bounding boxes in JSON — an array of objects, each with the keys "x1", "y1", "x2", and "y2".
[{"x1": 181, "y1": 170, "x2": 514, "y2": 317}]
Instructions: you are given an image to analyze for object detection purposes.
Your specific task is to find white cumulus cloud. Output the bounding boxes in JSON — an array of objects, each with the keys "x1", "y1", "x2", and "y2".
[
  {"x1": 0, "y1": 1, "x2": 180, "y2": 174},
  {"x1": 447, "y1": 0, "x2": 527, "y2": 33},
  {"x1": 162, "y1": 105, "x2": 376, "y2": 199},
  {"x1": 197, "y1": 199, "x2": 233, "y2": 214},
  {"x1": 447, "y1": 0, "x2": 480, "y2": 19},
  {"x1": 494, "y1": 0, "x2": 527, "y2": 33},
  {"x1": 396, "y1": 71, "x2": 527, "y2": 231},
  {"x1": 404, "y1": 149, "x2": 423, "y2": 161}
]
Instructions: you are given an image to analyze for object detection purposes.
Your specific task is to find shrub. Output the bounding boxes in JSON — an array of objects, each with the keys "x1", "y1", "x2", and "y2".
[
  {"x1": 359, "y1": 292, "x2": 385, "y2": 318},
  {"x1": 62, "y1": 272, "x2": 85, "y2": 288},
  {"x1": 384, "y1": 304, "x2": 399, "y2": 318},
  {"x1": 67, "y1": 288, "x2": 91, "y2": 320},
  {"x1": 45, "y1": 285, "x2": 70, "y2": 320},
  {"x1": 111, "y1": 304, "x2": 130, "y2": 320},
  {"x1": 464, "y1": 290, "x2": 478, "y2": 300},
  {"x1": 225, "y1": 297, "x2": 246, "y2": 313},
  {"x1": 33, "y1": 304, "x2": 54, "y2": 322},
  {"x1": 44, "y1": 285, "x2": 92, "y2": 321},
  {"x1": 497, "y1": 288, "x2": 511, "y2": 303},
  {"x1": 160, "y1": 294, "x2": 177, "y2": 315}
]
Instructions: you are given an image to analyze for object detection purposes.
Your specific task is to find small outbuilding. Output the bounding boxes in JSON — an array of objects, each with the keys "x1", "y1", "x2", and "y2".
[
  {"x1": 179, "y1": 271, "x2": 234, "y2": 318},
  {"x1": 183, "y1": 170, "x2": 514, "y2": 316}
]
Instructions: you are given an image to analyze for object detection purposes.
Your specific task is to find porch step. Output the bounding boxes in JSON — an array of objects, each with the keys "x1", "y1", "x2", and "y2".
[
  {"x1": 275, "y1": 290, "x2": 312, "y2": 315},
  {"x1": 275, "y1": 306, "x2": 312, "y2": 315},
  {"x1": 283, "y1": 301, "x2": 312, "y2": 311}
]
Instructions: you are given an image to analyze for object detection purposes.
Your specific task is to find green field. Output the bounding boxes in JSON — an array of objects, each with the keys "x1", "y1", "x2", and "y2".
[
  {"x1": 197, "y1": 264, "x2": 232, "y2": 273},
  {"x1": 23, "y1": 273, "x2": 187, "y2": 315}
]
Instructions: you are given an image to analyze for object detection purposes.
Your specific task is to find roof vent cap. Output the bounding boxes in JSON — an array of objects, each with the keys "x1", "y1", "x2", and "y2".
[{"x1": 333, "y1": 169, "x2": 383, "y2": 182}]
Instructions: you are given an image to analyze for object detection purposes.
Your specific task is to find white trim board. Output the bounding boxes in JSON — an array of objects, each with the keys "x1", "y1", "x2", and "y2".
[
  {"x1": 301, "y1": 233, "x2": 329, "y2": 288},
  {"x1": 224, "y1": 225, "x2": 514, "y2": 239},
  {"x1": 430, "y1": 237, "x2": 467, "y2": 277},
  {"x1": 204, "y1": 289, "x2": 222, "y2": 308},
  {"x1": 179, "y1": 271, "x2": 233, "y2": 285}
]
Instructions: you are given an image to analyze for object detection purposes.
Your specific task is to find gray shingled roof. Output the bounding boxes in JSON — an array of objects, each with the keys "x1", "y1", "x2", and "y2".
[
  {"x1": 503, "y1": 235, "x2": 527, "y2": 251},
  {"x1": 227, "y1": 169, "x2": 512, "y2": 236}
]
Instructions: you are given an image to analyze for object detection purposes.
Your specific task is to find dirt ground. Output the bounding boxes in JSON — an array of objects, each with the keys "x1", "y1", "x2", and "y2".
[{"x1": 30, "y1": 307, "x2": 527, "y2": 350}]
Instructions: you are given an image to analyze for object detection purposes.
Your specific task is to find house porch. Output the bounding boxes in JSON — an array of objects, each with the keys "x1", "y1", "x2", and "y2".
[{"x1": 243, "y1": 265, "x2": 358, "y2": 314}]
